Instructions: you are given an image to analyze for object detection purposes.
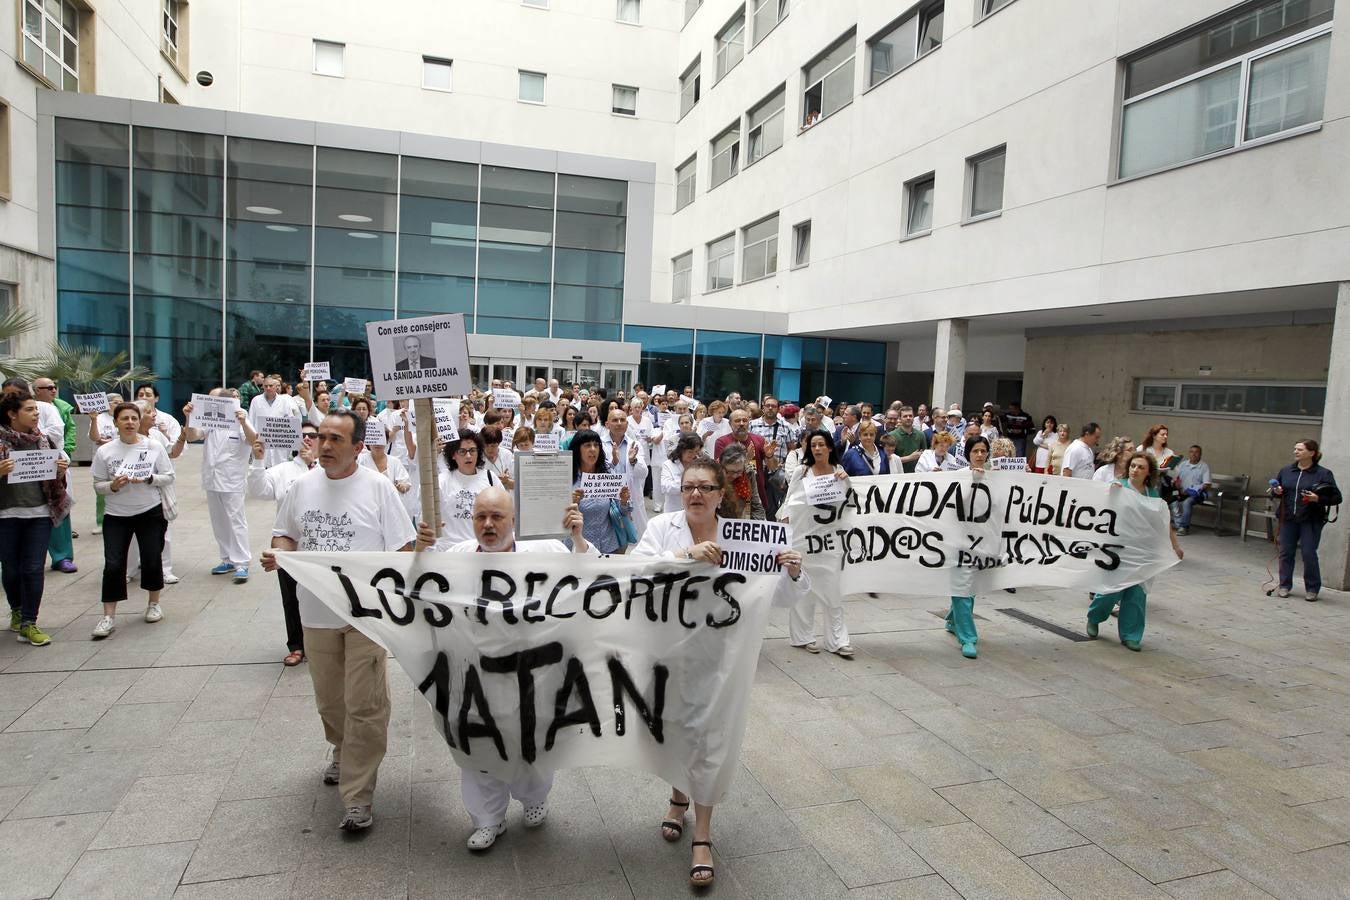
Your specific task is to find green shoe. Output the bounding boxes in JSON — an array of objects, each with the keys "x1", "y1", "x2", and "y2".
[
  {"x1": 1121, "y1": 639, "x2": 1141, "y2": 652},
  {"x1": 9, "y1": 609, "x2": 20, "y2": 632},
  {"x1": 961, "y1": 642, "x2": 978, "y2": 659},
  {"x1": 1086, "y1": 620, "x2": 1098, "y2": 639},
  {"x1": 17, "y1": 623, "x2": 52, "y2": 647}
]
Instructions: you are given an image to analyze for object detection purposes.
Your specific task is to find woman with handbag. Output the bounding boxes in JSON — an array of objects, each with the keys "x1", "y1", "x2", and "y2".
[
  {"x1": 567, "y1": 428, "x2": 631, "y2": 554},
  {"x1": 0, "y1": 389, "x2": 71, "y2": 646},
  {"x1": 90, "y1": 402, "x2": 175, "y2": 638}
]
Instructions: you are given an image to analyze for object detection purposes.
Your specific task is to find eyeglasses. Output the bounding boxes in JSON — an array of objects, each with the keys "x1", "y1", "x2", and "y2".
[
  {"x1": 34, "y1": 384, "x2": 56, "y2": 391},
  {"x1": 455, "y1": 447, "x2": 478, "y2": 456},
  {"x1": 680, "y1": 484, "x2": 720, "y2": 495}
]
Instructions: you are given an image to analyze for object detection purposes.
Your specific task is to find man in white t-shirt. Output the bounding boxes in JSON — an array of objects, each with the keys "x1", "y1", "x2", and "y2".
[
  {"x1": 264, "y1": 408, "x2": 415, "y2": 834},
  {"x1": 248, "y1": 377, "x2": 303, "y2": 467},
  {"x1": 1061, "y1": 422, "x2": 1102, "y2": 478}
]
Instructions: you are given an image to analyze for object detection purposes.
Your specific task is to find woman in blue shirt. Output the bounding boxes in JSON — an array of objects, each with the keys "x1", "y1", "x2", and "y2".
[
  {"x1": 567, "y1": 428, "x2": 630, "y2": 554},
  {"x1": 1270, "y1": 439, "x2": 1341, "y2": 601}
]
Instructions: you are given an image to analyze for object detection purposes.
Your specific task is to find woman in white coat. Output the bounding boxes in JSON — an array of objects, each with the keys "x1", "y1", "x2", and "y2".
[
  {"x1": 659, "y1": 432, "x2": 704, "y2": 514},
  {"x1": 781, "y1": 430, "x2": 854, "y2": 658},
  {"x1": 632, "y1": 454, "x2": 809, "y2": 888}
]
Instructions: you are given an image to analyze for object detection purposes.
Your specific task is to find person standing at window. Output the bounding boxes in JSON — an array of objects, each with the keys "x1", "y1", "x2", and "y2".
[{"x1": 1271, "y1": 439, "x2": 1341, "y2": 602}]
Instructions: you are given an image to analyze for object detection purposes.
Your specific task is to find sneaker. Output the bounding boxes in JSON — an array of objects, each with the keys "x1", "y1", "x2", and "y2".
[
  {"x1": 162, "y1": 572, "x2": 180, "y2": 585},
  {"x1": 322, "y1": 760, "x2": 340, "y2": 785},
  {"x1": 467, "y1": 822, "x2": 505, "y2": 850},
  {"x1": 210, "y1": 562, "x2": 234, "y2": 575},
  {"x1": 9, "y1": 609, "x2": 20, "y2": 633},
  {"x1": 92, "y1": 526, "x2": 102, "y2": 535},
  {"x1": 523, "y1": 803, "x2": 548, "y2": 828},
  {"x1": 1276, "y1": 587, "x2": 1291, "y2": 598},
  {"x1": 833, "y1": 645, "x2": 855, "y2": 659},
  {"x1": 339, "y1": 805, "x2": 373, "y2": 832},
  {"x1": 232, "y1": 567, "x2": 249, "y2": 584},
  {"x1": 52, "y1": 559, "x2": 78, "y2": 573},
  {"x1": 1121, "y1": 639, "x2": 1142, "y2": 652},
  {"x1": 17, "y1": 623, "x2": 52, "y2": 646},
  {"x1": 961, "y1": 642, "x2": 978, "y2": 659},
  {"x1": 91, "y1": 615, "x2": 116, "y2": 639},
  {"x1": 797, "y1": 641, "x2": 820, "y2": 654},
  {"x1": 144, "y1": 603, "x2": 163, "y2": 624},
  {"x1": 71, "y1": 530, "x2": 79, "y2": 538},
  {"x1": 1176, "y1": 527, "x2": 1189, "y2": 536},
  {"x1": 1305, "y1": 592, "x2": 1319, "y2": 602}
]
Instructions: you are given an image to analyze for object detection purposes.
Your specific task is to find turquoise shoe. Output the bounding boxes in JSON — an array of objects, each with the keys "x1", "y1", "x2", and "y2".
[
  {"x1": 1086, "y1": 620, "x2": 1098, "y2": 639},
  {"x1": 1121, "y1": 639, "x2": 1141, "y2": 652},
  {"x1": 961, "y1": 642, "x2": 977, "y2": 659}
]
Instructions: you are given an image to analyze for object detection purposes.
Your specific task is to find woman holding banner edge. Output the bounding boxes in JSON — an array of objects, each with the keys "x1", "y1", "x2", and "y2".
[
  {"x1": 633, "y1": 454, "x2": 808, "y2": 888},
  {"x1": 782, "y1": 430, "x2": 855, "y2": 659}
]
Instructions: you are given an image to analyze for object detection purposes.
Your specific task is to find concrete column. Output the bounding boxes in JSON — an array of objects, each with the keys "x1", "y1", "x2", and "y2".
[
  {"x1": 1319, "y1": 283, "x2": 1350, "y2": 591},
  {"x1": 932, "y1": 318, "x2": 969, "y2": 411}
]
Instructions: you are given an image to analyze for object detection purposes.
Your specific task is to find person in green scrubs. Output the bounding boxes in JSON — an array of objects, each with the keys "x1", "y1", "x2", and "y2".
[{"x1": 945, "y1": 435, "x2": 988, "y2": 660}]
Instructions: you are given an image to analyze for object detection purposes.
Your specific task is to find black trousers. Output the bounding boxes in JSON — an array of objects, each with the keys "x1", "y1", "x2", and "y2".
[
  {"x1": 278, "y1": 568, "x2": 305, "y2": 652},
  {"x1": 102, "y1": 505, "x2": 167, "y2": 601}
]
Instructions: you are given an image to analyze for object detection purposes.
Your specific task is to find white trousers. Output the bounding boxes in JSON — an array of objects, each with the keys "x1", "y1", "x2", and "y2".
[
  {"x1": 788, "y1": 592, "x2": 850, "y2": 652},
  {"x1": 128, "y1": 523, "x2": 173, "y2": 575},
  {"x1": 460, "y1": 768, "x2": 554, "y2": 829},
  {"x1": 206, "y1": 490, "x2": 250, "y2": 567}
]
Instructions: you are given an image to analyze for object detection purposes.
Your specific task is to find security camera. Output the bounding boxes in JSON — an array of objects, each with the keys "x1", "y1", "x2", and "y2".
[{"x1": 196, "y1": 71, "x2": 214, "y2": 87}]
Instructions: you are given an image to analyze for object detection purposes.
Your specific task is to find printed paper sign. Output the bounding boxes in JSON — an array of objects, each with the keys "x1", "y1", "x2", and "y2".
[
  {"x1": 116, "y1": 447, "x2": 155, "y2": 482},
  {"x1": 657, "y1": 411, "x2": 672, "y2": 427},
  {"x1": 652, "y1": 384, "x2": 666, "y2": 397},
  {"x1": 363, "y1": 418, "x2": 388, "y2": 448},
  {"x1": 432, "y1": 400, "x2": 460, "y2": 442},
  {"x1": 343, "y1": 377, "x2": 369, "y2": 396},
  {"x1": 993, "y1": 457, "x2": 1028, "y2": 471},
  {"x1": 532, "y1": 432, "x2": 560, "y2": 454},
  {"x1": 580, "y1": 471, "x2": 626, "y2": 499},
  {"x1": 365, "y1": 313, "x2": 471, "y2": 400},
  {"x1": 514, "y1": 451, "x2": 574, "y2": 538},
  {"x1": 260, "y1": 414, "x2": 303, "y2": 451},
  {"x1": 302, "y1": 361, "x2": 331, "y2": 382},
  {"x1": 717, "y1": 518, "x2": 791, "y2": 575},
  {"x1": 492, "y1": 388, "x2": 521, "y2": 409},
  {"x1": 6, "y1": 449, "x2": 59, "y2": 483},
  {"x1": 805, "y1": 473, "x2": 848, "y2": 505},
  {"x1": 187, "y1": 393, "x2": 240, "y2": 432},
  {"x1": 75, "y1": 392, "x2": 110, "y2": 414}
]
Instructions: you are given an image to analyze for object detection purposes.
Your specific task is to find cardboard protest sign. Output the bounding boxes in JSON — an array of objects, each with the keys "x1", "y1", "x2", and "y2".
[
  {"x1": 260, "y1": 414, "x2": 303, "y2": 452},
  {"x1": 717, "y1": 518, "x2": 791, "y2": 575},
  {"x1": 74, "y1": 393, "x2": 110, "y2": 414},
  {"x1": 580, "y1": 471, "x2": 626, "y2": 500},
  {"x1": 365, "y1": 313, "x2": 471, "y2": 400},
  {"x1": 187, "y1": 393, "x2": 239, "y2": 432},
  {"x1": 302, "y1": 362, "x2": 331, "y2": 382},
  {"x1": 6, "y1": 449, "x2": 59, "y2": 483}
]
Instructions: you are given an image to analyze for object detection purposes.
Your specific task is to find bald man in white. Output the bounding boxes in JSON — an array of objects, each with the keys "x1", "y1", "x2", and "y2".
[{"x1": 415, "y1": 487, "x2": 594, "y2": 851}]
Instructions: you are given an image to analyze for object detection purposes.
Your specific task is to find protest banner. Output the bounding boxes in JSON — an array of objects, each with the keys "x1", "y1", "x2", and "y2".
[
  {"x1": 116, "y1": 446, "x2": 156, "y2": 482},
  {"x1": 717, "y1": 518, "x2": 791, "y2": 575},
  {"x1": 187, "y1": 393, "x2": 239, "y2": 432},
  {"x1": 302, "y1": 361, "x2": 331, "y2": 382},
  {"x1": 6, "y1": 449, "x2": 59, "y2": 483},
  {"x1": 365, "y1": 313, "x2": 471, "y2": 401},
  {"x1": 259, "y1": 414, "x2": 302, "y2": 452},
  {"x1": 993, "y1": 457, "x2": 1028, "y2": 471},
  {"x1": 363, "y1": 418, "x2": 388, "y2": 448},
  {"x1": 74, "y1": 392, "x2": 109, "y2": 414},
  {"x1": 432, "y1": 399, "x2": 460, "y2": 442},
  {"x1": 492, "y1": 388, "x2": 521, "y2": 409},
  {"x1": 783, "y1": 470, "x2": 1179, "y2": 598},
  {"x1": 532, "y1": 432, "x2": 560, "y2": 454},
  {"x1": 805, "y1": 473, "x2": 848, "y2": 505},
  {"x1": 514, "y1": 451, "x2": 574, "y2": 539},
  {"x1": 276, "y1": 551, "x2": 783, "y2": 802},
  {"x1": 343, "y1": 377, "x2": 369, "y2": 396},
  {"x1": 580, "y1": 471, "x2": 626, "y2": 500}
]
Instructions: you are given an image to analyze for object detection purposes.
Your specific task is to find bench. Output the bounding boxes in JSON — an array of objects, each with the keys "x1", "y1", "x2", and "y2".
[{"x1": 1184, "y1": 473, "x2": 1248, "y2": 536}]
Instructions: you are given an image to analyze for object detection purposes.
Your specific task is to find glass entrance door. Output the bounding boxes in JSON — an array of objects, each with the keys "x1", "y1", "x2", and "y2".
[
  {"x1": 490, "y1": 361, "x2": 518, "y2": 388},
  {"x1": 602, "y1": 365, "x2": 634, "y2": 396},
  {"x1": 469, "y1": 358, "x2": 490, "y2": 392},
  {"x1": 551, "y1": 362, "x2": 576, "y2": 387},
  {"x1": 576, "y1": 363, "x2": 602, "y2": 393}
]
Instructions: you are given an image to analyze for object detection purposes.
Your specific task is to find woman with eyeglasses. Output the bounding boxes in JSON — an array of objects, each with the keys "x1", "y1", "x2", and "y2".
[
  {"x1": 632, "y1": 454, "x2": 808, "y2": 888},
  {"x1": 782, "y1": 429, "x2": 854, "y2": 659},
  {"x1": 430, "y1": 431, "x2": 499, "y2": 551},
  {"x1": 566, "y1": 428, "x2": 628, "y2": 555}
]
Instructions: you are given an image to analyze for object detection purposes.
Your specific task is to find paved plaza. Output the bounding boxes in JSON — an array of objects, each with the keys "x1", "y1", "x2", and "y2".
[{"x1": 2, "y1": 454, "x2": 1349, "y2": 899}]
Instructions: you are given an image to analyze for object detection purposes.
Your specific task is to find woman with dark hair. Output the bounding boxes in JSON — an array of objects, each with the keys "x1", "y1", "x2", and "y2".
[
  {"x1": 783, "y1": 429, "x2": 853, "y2": 658},
  {"x1": 717, "y1": 442, "x2": 765, "y2": 520},
  {"x1": 480, "y1": 425, "x2": 514, "y2": 491},
  {"x1": 91, "y1": 402, "x2": 175, "y2": 638},
  {"x1": 947, "y1": 436, "x2": 991, "y2": 659},
  {"x1": 632, "y1": 454, "x2": 808, "y2": 887},
  {"x1": 661, "y1": 432, "x2": 703, "y2": 513},
  {"x1": 1031, "y1": 415, "x2": 1059, "y2": 474},
  {"x1": 567, "y1": 428, "x2": 630, "y2": 554},
  {"x1": 1086, "y1": 452, "x2": 1184, "y2": 650},
  {"x1": 432, "y1": 430, "x2": 498, "y2": 550},
  {"x1": 1138, "y1": 424, "x2": 1176, "y2": 468},
  {"x1": 0, "y1": 390, "x2": 70, "y2": 646},
  {"x1": 1271, "y1": 438, "x2": 1341, "y2": 601}
]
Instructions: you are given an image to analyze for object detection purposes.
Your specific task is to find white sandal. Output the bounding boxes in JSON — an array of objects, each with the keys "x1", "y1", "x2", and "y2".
[
  {"x1": 467, "y1": 822, "x2": 505, "y2": 851},
  {"x1": 523, "y1": 803, "x2": 547, "y2": 828}
]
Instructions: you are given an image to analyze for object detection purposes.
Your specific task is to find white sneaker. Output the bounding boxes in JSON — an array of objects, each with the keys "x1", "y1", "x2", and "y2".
[
  {"x1": 162, "y1": 572, "x2": 180, "y2": 585},
  {"x1": 144, "y1": 604, "x2": 163, "y2": 624},
  {"x1": 91, "y1": 615, "x2": 115, "y2": 639},
  {"x1": 523, "y1": 803, "x2": 548, "y2": 828},
  {"x1": 467, "y1": 822, "x2": 505, "y2": 851}
]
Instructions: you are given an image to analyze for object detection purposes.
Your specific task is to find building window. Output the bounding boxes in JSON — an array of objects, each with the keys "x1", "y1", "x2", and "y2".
[
  {"x1": 672, "y1": 252, "x2": 693, "y2": 301},
  {"x1": 979, "y1": 0, "x2": 1016, "y2": 19},
  {"x1": 966, "y1": 146, "x2": 1005, "y2": 220},
  {"x1": 802, "y1": 32, "x2": 855, "y2": 128},
  {"x1": 868, "y1": 1, "x2": 944, "y2": 87},
  {"x1": 617, "y1": 0, "x2": 640, "y2": 24},
  {"x1": 675, "y1": 156, "x2": 697, "y2": 211},
  {"x1": 159, "y1": 79, "x2": 179, "y2": 104},
  {"x1": 679, "y1": 58, "x2": 701, "y2": 118},
  {"x1": 519, "y1": 70, "x2": 546, "y2": 103},
  {"x1": 1118, "y1": 0, "x2": 1333, "y2": 179},
  {"x1": 715, "y1": 9, "x2": 746, "y2": 81},
  {"x1": 706, "y1": 234, "x2": 735, "y2": 291},
  {"x1": 21, "y1": 0, "x2": 81, "y2": 91},
  {"x1": 742, "y1": 214, "x2": 778, "y2": 282},
  {"x1": 423, "y1": 56, "x2": 452, "y2": 91},
  {"x1": 746, "y1": 86, "x2": 785, "y2": 165},
  {"x1": 0, "y1": 283, "x2": 13, "y2": 355},
  {"x1": 752, "y1": 0, "x2": 788, "y2": 46},
  {"x1": 1136, "y1": 379, "x2": 1325, "y2": 419},
  {"x1": 162, "y1": 0, "x2": 182, "y2": 68},
  {"x1": 791, "y1": 220, "x2": 811, "y2": 268},
  {"x1": 709, "y1": 123, "x2": 740, "y2": 189},
  {"x1": 0, "y1": 101, "x2": 10, "y2": 201},
  {"x1": 684, "y1": 0, "x2": 702, "y2": 25},
  {"x1": 313, "y1": 39, "x2": 344, "y2": 77},
  {"x1": 612, "y1": 84, "x2": 638, "y2": 116},
  {"x1": 904, "y1": 173, "x2": 935, "y2": 235}
]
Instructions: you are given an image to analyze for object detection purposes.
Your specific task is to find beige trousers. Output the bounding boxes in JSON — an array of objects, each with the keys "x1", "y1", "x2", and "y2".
[{"x1": 304, "y1": 626, "x2": 390, "y2": 807}]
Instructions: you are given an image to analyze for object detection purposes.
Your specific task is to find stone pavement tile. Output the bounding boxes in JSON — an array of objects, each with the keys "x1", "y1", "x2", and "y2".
[
  {"x1": 154, "y1": 639, "x2": 245, "y2": 669},
  {"x1": 1158, "y1": 869, "x2": 1277, "y2": 899},
  {"x1": 1072, "y1": 764, "x2": 1218, "y2": 831},
  {"x1": 311, "y1": 752, "x2": 411, "y2": 824},
  {"x1": 936, "y1": 780, "x2": 1088, "y2": 857},
  {"x1": 0, "y1": 811, "x2": 107, "y2": 899},
  {"x1": 180, "y1": 795, "x2": 313, "y2": 884},
  {"x1": 1179, "y1": 779, "x2": 1350, "y2": 853},
  {"x1": 206, "y1": 662, "x2": 281, "y2": 686},
  {"x1": 219, "y1": 742, "x2": 327, "y2": 802},
  {"x1": 89, "y1": 772, "x2": 230, "y2": 849},
  {"x1": 1184, "y1": 748, "x2": 1338, "y2": 804},
  {"x1": 761, "y1": 643, "x2": 867, "y2": 699},
  {"x1": 747, "y1": 660, "x2": 836, "y2": 725},
  {"x1": 1035, "y1": 675, "x2": 1135, "y2": 712},
  {"x1": 786, "y1": 800, "x2": 932, "y2": 888},
  {"x1": 997, "y1": 769, "x2": 1108, "y2": 809},
  {"x1": 723, "y1": 846, "x2": 850, "y2": 899},
  {"x1": 1099, "y1": 707, "x2": 1234, "y2": 753},
  {"x1": 291, "y1": 815, "x2": 409, "y2": 900},
  {"x1": 0, "y1": 727, "x2": 86, "y2": 789},
  {"x1": 271, "y1": 665, "x2": 315, "y2": 697},
  {"x1": 0, "y1": 671, "x2": 70, "y2": 711},
  {"x1": 1173, "y1": 822, "x2": 1350, "y2": 899},
  {"x1": 53, "y1": 840, "x2": 196, "y2": 899},
  {"x1": 883, "y1": 655, "x2": 976, "y2": 690},
  {"x1": 740, "y1": 720, "x2": 857, "y2": 810},
  {"x1": 866, "y1": 730, "x2": 991, "y2": 788},
  {"x1": 172, "y1": 873, "x2": 297, "y2": 899},
  {"x1": 245, "y1": 695, "x2": 327, "y2": 751},
  {"x1": 181, "y1": 679, "x2": 274, "y2": 723},
  {"x1": 926, "y1": 683, "x2": 1029, "y2": 722},
  {"x1": 1024, "y1": 845, "x2": 1170, "y2": 899},
  {"x1": 844, "y1": 874, "x2": 962, "y2": 898},
  {"x1": 6, "y1": 668, "x2": 140, "y2": 732},
  {"x1": 407, "y1": 780, "x2": 525, "y2": 900},
  {"x1": 835, "y1": 765, "x2": 967, "y2": 833},
  {"x1": 10, "y1": 749, "x2": 140, "y2": 819},
  {"x1": 815, "y1": 692, "x2": 918, "y2": 738},
  {"x1": 850, "y1": 673, "x2": 955, "y2": 712},
  {"x1": 3, "y1": 639, "x2": 99, "y2": 673},
  {"x1": 84, "y1": 700, "x2": 190, "y2": 751},
  {"x1": 1087, "y1": 732, "x2": 1215, "y2": 786},
  {"x1": 903, "y1": 821, "x2": 1066, "y2": 899},
  {"x1": 117, "y1": 666, "x2": 215, "y2": 705},
  {"x1": 506, "y1": 795, "x2": 624, "y2": 892},
  {"x1": 77, "y1": 644, "x2": 167, "y2": 670},
  {"x1": 790, "y1": 714, "x2": 901, "y2": 769},
  {"x1": 151, "y1": 718, "x2": 257, "y2": 778},
  {"x1": 521, "y1": 875, "x2": 635, "y2": 899},
  {"x1": 1048, "y1": 799, "x2": 1223, "y2": 884},
  {"x1": 995, "y1": 720, "x2": 1107, "y2": 769}
]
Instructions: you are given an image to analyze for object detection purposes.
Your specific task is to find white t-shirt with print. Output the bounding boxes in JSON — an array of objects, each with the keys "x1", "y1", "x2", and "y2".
[{"x1": 435, "y1": 467, "x2": 498, "y2": 549}]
